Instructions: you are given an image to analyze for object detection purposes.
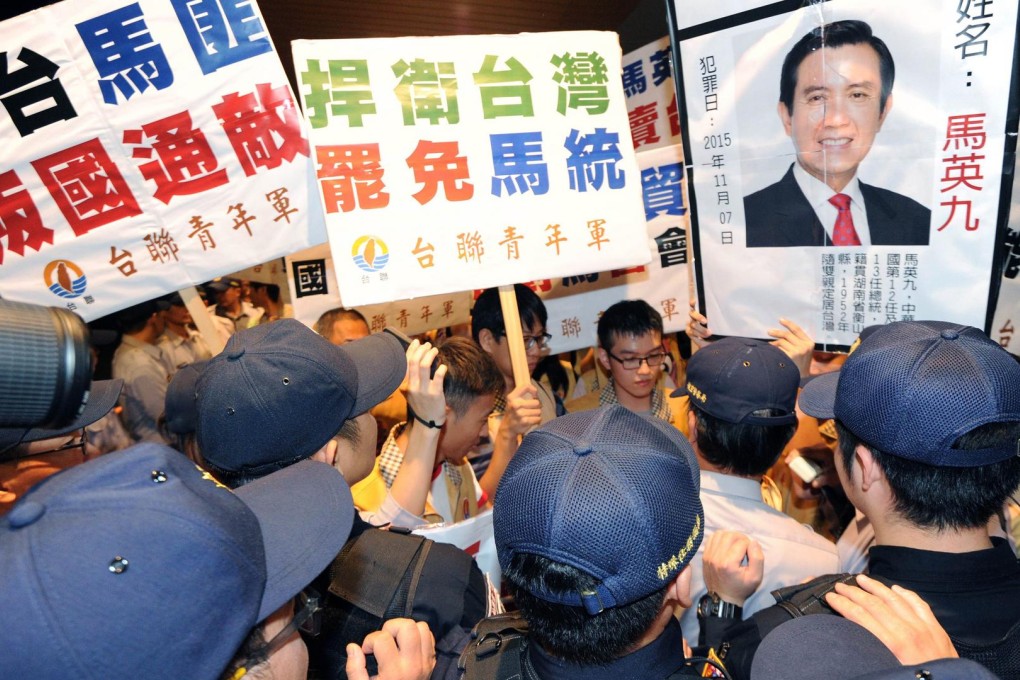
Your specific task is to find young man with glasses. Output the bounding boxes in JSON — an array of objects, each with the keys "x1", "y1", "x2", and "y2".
[
  {"x1": 566, "y1": 300, "x2": 685, "y2": 428},
  {"x1": 471, "y1": 285, "x2": 558, "y2": 497}
]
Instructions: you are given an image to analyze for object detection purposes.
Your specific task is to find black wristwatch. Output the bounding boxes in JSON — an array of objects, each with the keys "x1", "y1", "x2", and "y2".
[{"x1": 697, "y1": 592, "x2": 743, "y2": 620}]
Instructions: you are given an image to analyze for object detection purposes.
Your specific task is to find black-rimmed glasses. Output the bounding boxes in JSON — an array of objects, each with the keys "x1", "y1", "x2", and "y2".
[{"x1": 605, "y1": 350, "x2": 667, "y2": 370}]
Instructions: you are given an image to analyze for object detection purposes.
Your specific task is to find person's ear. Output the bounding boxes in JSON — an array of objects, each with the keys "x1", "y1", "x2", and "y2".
[
  {"x1": 666, "y1": 565, "x2": 694, "y2": 610},
  {"x1": 686, "y1": 409, "x2": 698, "y2": 446},
  {"x1": 778, "y1": 101, "x2": 794, "y2": 137},
  {"x1": 478, "y1": 328, "x2": 497, "y2": 353},
  {"x1": 311, "y1": 439, "x2": 338, "y2": 466},
  {"x1": 854, "y1": 443, "x2": 882, "y2": 492},
  {"x1": 877, "y1": 92, "x2": 893, "y2": 128},
  {"x1": 597, "y1": 347, "x2": 611, "y2": 372}
]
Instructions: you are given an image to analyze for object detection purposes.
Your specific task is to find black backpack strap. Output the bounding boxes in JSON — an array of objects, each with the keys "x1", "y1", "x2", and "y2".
[
  {"x1": 770, "y1": 573, "x2": 858, "y2": 618},
  {"x1": 458, "y1": 613, "x2": 530, "y2": 680},
  {"x1": 329, "y1": 527, "x2": 428, "y2": 618},
  {"x1": 403, "y1": 538, "x2": 431, "y2": 618}
]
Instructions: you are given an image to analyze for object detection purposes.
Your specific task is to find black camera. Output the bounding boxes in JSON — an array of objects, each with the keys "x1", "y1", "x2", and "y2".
[{"x1": 0, "y1": 299, "x2": 93, "y2": 430}]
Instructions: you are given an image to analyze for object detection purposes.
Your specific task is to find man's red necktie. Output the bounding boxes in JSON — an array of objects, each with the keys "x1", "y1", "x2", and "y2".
[{"x1": 828, "y1": 193, "x2": 861, "y2": 246}]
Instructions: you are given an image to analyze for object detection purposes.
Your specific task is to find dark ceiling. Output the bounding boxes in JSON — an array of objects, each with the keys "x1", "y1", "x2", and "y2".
[{"x1": 3, "y1": 0, "x2": 658, "y2": 90}]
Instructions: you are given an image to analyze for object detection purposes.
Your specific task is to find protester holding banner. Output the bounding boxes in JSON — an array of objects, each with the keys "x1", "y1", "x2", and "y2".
[{"x1": 470, "y1": 286, "x2": 557, "y2": 495}]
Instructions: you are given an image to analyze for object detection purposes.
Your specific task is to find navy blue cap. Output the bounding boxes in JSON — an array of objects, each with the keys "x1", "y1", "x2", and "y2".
[
  {"x1": 800, "y1": 321, "x2": 1020, "y2": 467},
  {"x1": 0, "y1": 443, "x2": 354, "y2": 679},
  {"x1": 164, "y1": 360, "x2": 208, "y2": 435},
  {"x1": 752, "y1": 615, "x2": 898, "y2": 679},
  {"x1": 677, "y1": 337, "x2": 799, "y2": 425},
  {"x1": 855, "y1": 659, "x2": 1000, "y2": 679},
  {"x1": 0, "y1": 379, "x2": 123, "y2": 454},
  {"x1": 494, "y1": 405, "x2": 703, "y2": 615},
  {"x1": 197, "y1": 319, "x2": 405, "y2": 475},
  {"x1": 752, "y1": 615, "x2": 998, "y2": 680}
]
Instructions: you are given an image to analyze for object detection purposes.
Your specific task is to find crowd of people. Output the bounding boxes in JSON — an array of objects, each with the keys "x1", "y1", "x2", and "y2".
[{"x1": 1, "y1": 272, "x2": 1018, "y2": 680}]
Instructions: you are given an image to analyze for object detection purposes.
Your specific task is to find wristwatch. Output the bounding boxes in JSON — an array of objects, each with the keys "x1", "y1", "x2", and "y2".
[{"x1": 697, "y1": 592, "x2": 743, "y2": 620}]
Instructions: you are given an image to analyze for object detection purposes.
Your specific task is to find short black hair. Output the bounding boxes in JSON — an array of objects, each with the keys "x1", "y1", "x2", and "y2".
[
  {"x1": 503, "y1": 552, "x2": 667, "y2": 665},
  {"x1": 406, "y1": 337, "x2": 502, "y2": 425},
  {"x1": 314, "y1": 307, "x2": 368, "y2": 337},
  {"x1": 597, "y1": 299, "x2": 663, "y2": 350},
  {"x1": 691, "y1": 403, "x2": 797, "y2": 476},
  {"x1": 836, "y1": 420, "x2": 1020, "y2": 531},
  {"x1": 250, "y1": 282, "x2": 280, "y2": 303},
  {"x1": 471, "y1": 284, "x2": 547, "y2": 342},
  {"x1": 780, "y1": 20, "x2": 895, "y2": 114},
  {"x1": 115, "y1": 300, "x2": 160, "y2": 335}
]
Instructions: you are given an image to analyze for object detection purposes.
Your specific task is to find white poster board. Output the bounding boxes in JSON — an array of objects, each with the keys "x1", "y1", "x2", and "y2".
[
  {"x1": 293, "y1": 31, "x2": 651, "y2": 306},
  {"x1": 0, "y1": 0, "x2": 323, "y2": 320},
  {"x1": 671, "y1": 0, "x2": 1017, "y2": 346},
  {"x1": 285, "y1": 244, "x2": 473, "y2": 337}
]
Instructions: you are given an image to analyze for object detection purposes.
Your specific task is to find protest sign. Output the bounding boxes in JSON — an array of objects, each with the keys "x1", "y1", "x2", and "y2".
[
  {"x1": 293, "y1": 31, "x2": 651, "y2": 307},
  {"x1": 0, "y1": 0, "x2": 323, "y2": 321},
  {"x1": 537, "y1": 143, "x2": 691, "y2": 354},
  {"x1": 622, "y1": 36, "x2": 683, "y2": 152},
  {"x1": 285, "y1": 244, "x2": 473, "y2": 336},
  {"x1": 670, "y1": 0, "x2": 1018, "y2": 347},
  {"x1": 414, "y1": 510, "x2": 500, "y2": 585}
]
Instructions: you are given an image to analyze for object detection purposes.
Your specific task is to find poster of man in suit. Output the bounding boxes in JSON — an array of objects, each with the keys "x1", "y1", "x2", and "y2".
[
  {"x1": 744, "y1": 19, "x2": 931, "y2": 248},
  {"x1": 670, "y1": 0, "x2": 1018, "y2": 347}
]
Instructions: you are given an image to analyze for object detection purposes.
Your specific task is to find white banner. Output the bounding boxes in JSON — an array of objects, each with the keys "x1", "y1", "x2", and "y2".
[
  {"x1": 293, "y1": 31, "x2": 651, "y2": 306},
  {"x1": 285, "y1": 244, "x2": 473, "y2": 337},
  {"x1": 672, "y1": 0, "x2": 1017, "y2": 346},
  {"x1": 622, "y1": 36, "x2": 683, "y2": 152},
  {"x1": 536, "y1": 143, "x2": 691, "y2": 354},
  {"x1": 0, "y1": 0, "x2": 323, "y2": 321}
]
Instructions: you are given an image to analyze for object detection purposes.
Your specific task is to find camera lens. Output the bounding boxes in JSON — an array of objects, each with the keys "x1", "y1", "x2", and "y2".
[{"x1": 0, "y1": 299, "x2": 92, "y2": 430}]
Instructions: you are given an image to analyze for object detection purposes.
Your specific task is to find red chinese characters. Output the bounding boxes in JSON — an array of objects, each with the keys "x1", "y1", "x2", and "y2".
[
  {"x1": 214, "y1": 82, "x2": 309, "y2": 176},
  {"x1": 31, "y1": 138, "x2": 141, "y2": 237},
  {"x1": 0, "y1": 170, "x2": 54, "y2": 265},
  {"x1": 123, "y1": 111, "x2": 228, "y2": 204}
]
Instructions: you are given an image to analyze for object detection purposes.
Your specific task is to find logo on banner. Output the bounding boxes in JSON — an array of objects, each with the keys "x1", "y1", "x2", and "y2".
[
  {"x1": 352, "y1": 236, "x2": 389, "y2": 273},
  {"x1": 43, "y1": 260, "x2": 87, "y2": 299}
]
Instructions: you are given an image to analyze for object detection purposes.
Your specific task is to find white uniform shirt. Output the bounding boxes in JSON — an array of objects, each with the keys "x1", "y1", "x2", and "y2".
[{"x1": 680, "y1": 470, "x2": 840, "y2": 646}]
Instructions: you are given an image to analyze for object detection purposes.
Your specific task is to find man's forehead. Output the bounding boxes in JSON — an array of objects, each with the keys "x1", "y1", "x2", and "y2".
[
  {"x1": 521, "y1": 319, "x2": 545, "y2": 334},
  {"x1": 609, "y1": 330, "x2": 662, "y2": 351},
  {"x1": 796, "y1": 43, "x2": 882, "y2": 83}
]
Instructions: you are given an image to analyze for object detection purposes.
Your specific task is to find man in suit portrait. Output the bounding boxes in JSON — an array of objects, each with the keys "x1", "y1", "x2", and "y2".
[{"x1": 744, "y1": 20, "x2": 930, "y2": 248}]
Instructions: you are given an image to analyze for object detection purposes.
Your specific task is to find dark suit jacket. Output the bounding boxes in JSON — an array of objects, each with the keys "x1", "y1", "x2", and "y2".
[{"x1": 743, "y1": 165, "x2": 931, "y2": 247}]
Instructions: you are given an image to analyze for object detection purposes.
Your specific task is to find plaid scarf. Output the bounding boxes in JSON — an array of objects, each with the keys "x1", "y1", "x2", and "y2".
[
  {"x1": 597, "y1": 377, "x2": 673, "y2": 423},
  {"x1": 377, "y1": 422, "x2": 475, "y2": 521}
]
